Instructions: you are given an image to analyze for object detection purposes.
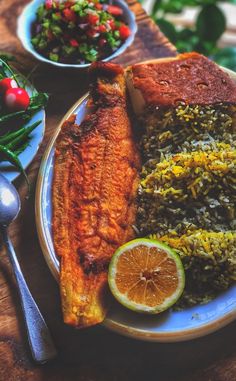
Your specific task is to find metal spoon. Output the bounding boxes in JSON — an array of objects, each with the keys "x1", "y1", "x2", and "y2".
[{"x1": 0, "y1": 173, "x2": 57, "y2": 364}]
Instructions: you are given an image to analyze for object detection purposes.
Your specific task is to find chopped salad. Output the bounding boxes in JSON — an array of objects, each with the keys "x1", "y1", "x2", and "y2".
[{"x1": 31, "y1": 0, "x2": 131, "y2": 64}]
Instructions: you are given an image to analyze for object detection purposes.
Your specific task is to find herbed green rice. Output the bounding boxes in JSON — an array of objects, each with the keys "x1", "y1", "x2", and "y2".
[
  {"x1": 141, "y1": 104, "x2": 236, "y2": 162},
  {"x1": 138, "y1": 150, "x2": 236, "y2": 236},
  {"x1": 150, "y1": 230, "x2": 236, "y2": 307},
  {"x1": 137, "y1": 102, "x2": 236, "y2": 306}
]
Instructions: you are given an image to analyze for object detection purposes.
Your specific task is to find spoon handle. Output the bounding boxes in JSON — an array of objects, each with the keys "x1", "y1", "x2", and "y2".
[{"x1": 1, "y1": 227, "x2": 57, "y2": 364}]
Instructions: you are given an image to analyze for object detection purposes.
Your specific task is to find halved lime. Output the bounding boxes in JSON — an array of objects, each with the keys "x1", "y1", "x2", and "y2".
[{"x1": 108, "y1": 238, "x2": 185, "y2": 314}]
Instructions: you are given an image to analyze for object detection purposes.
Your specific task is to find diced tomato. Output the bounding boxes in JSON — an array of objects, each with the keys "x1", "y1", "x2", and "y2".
[
  {"x1": 107, "y1": 19, "x2": 116, "y2": 30},
  {"x1": 69, "y1": 38, "x2": 79, "y2": 47},
  {"x1": 98, "y1": 38, "x2": 107, "y2": 47},
  {"x1": 119, "y1": 24, "x2": 130, "y2": 40},
  {"x1": 99, "y1": 24, "x2": 106, "y2": 33},
  {"x1": 95, "y1": 3, "x2": 102, "y2": 10},
  {"x1": 107, "y1": 5, "x2": 123, "y2": 16},
  {"x1": 63, "y1": 8, "x2": 77, "y2": 23},
  {"x1": 86, "y1": 28, "x2": 98, "y2": 38},
  {"x1": 45, "y1": 0, "x2": 53, "y2": 10},
  {"x1": 87, "y1": 14, "x2": 99, "y2": 25},
  {"x1": 64, "y1": 1, "x2": 74, "y2": 7}
]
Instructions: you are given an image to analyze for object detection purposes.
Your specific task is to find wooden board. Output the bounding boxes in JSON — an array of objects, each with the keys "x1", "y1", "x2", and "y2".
[{"x1": 1, "y1": 1, "x2": 236, "y2": 380}]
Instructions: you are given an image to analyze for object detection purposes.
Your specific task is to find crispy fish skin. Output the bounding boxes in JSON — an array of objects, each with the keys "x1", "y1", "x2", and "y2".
[{"x1": 53, "y1": 62, "x2": 141, "y2": 327}]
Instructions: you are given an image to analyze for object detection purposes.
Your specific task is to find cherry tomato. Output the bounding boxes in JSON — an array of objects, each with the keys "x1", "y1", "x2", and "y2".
[
  {"x1": 69, "y1": 38, "x2": 79, "y2": 47},
  {"x1": 119, "y1": 24, "x2": 131, "y2": 40},
  {"x1": 63, "y1": 8, "x2": 77, "y2": 23},
  {"x1": 4, "y1": 88, "x2": 30, "y2": 112},
  {"x1": 0, "y1": 78, "x2": 18, "y2": 95},
  {"x1": 106, "y1": 5, "x2": 123, "y2": 16},
  {"x1": 87, "y1": 14, "x2": 99, "y2": 25},
  {"x1": 99, "y1": 24, "x2": 107, "y2": 33}
]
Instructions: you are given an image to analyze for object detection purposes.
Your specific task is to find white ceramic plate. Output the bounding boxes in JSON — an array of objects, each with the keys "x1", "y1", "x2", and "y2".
[{"x1": 35, "y1": 64, "x2": 236, "y2": 342}]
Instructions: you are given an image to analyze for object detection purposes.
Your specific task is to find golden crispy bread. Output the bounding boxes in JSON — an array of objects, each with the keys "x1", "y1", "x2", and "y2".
[
  {"x1": 53, "y1": 62, "x2": 141, "y2": 328},
  {"x1": 127, "y1": 52, "x2": 236, "y2": 113}
]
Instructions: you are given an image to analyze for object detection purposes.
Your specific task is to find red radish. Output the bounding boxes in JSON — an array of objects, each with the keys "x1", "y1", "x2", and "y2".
[
  {"x1": 119, "y1": 24, "x2": 131, "y2": 40},
  {"x1": 4, "y1": 88, "x2": 30, "y2": 112},
  {"x1": 0, "y1": 78, "x2": 18, "y2": 95},
  {"x1": 106, "y1": 5, "x2": 123, "y2": 16}
]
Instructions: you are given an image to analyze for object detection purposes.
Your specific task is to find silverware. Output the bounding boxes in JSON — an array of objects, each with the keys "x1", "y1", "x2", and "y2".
[{"x1": 0, "y1": 173, "x2": 57, "y2": 364}]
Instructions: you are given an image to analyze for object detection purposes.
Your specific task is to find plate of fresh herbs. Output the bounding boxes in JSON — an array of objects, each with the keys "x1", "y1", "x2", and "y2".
[{"x1": 0, "y1": 57, "x2": 47, "y2": 183}]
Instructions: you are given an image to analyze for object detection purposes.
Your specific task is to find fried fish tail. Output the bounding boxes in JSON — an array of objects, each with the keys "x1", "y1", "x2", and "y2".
[{"x1": 53, "y1": 62, "x2": 140, "y2": 327}]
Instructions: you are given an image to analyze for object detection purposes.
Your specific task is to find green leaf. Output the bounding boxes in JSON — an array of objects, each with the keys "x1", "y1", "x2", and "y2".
[
  {"x1": 176, "y1": 40, "x2": 195, "y2": 53},
  {"x1": 0, "y1": 52, "x2": 16, "y2": 63},
  {"x1": 196, "y1": 4, "x2": 226, "y2": 42},
  {"x1": 177, "y1": 28, "x2": 195, "y2": 40},
  {"x1": 155, "y1": 18, "x2": 177, "y2": 44},
  {"x1": 212, "y1": 47, "x2": 236, "y2": 71},
  {"x1": 161, "y1": 0, "x2": 184, "y2": 13},
  {"x1": 30, "y1": 93, "x2": 49, "y2": 109},
  {"x1": 151, "y1": 0, "x2": 163, "y2": 17},
  {"x1": 198, "y1": 40, "x2": 217, "y2": 55}
]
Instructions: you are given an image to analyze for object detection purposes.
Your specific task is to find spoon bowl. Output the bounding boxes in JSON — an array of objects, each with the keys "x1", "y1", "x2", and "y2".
[{"x1": 0, "y1": 174, "x2": 20, "y2": 226}]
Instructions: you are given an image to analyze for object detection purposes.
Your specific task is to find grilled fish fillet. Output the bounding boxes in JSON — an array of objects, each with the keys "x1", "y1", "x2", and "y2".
[{"x1": 53, "y1": 62, "x2": 141, "y2": 328}]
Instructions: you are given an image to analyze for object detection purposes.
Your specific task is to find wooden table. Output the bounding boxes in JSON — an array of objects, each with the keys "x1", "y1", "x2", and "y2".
[{"x1": 0, "y1": 1, "x2": 236, "y2": 380}]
